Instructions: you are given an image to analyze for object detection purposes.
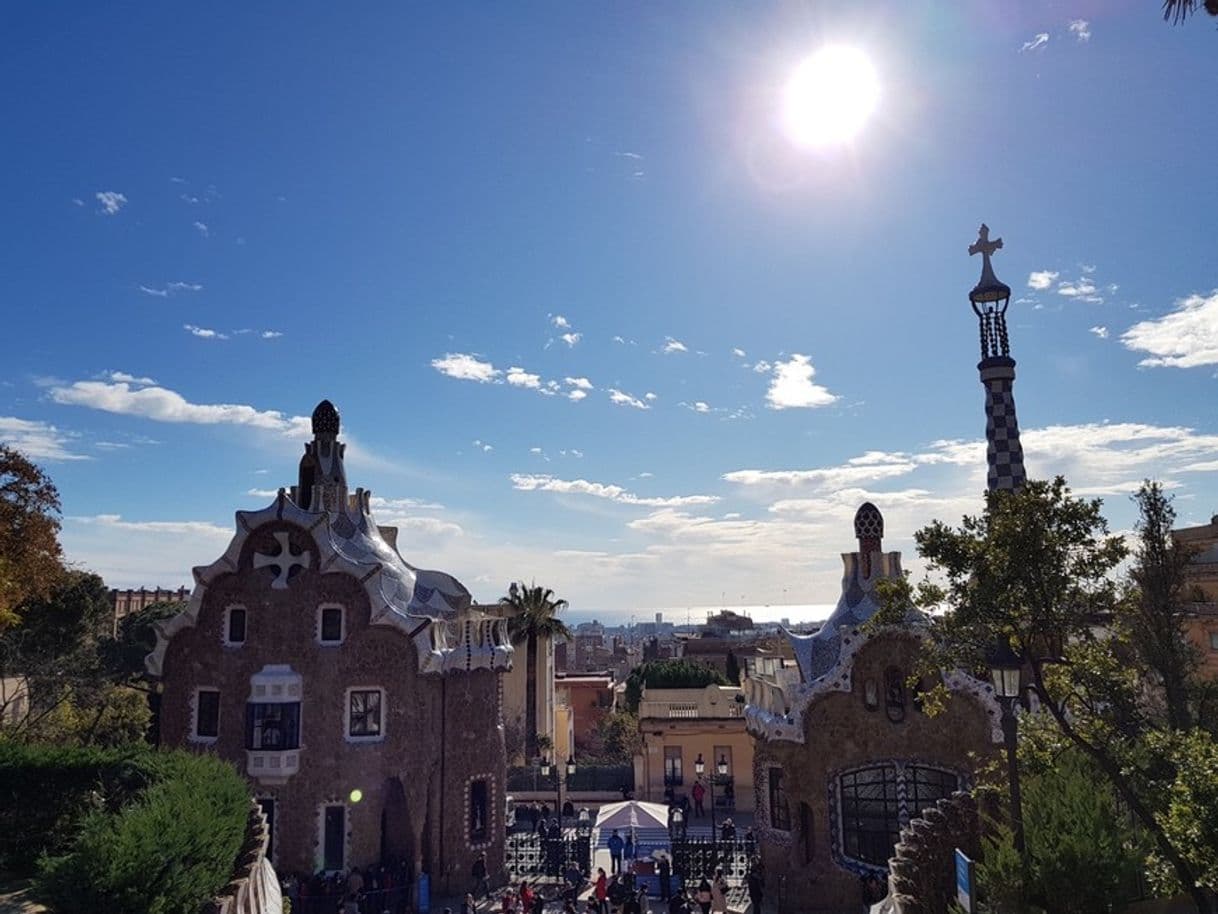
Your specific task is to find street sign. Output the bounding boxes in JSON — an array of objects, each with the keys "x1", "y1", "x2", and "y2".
[{"x1": 955, "y1": 849, "x2": 975, "y2": 914}]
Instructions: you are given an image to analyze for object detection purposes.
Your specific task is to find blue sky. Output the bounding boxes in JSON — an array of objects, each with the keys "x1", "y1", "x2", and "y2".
[{"x1": 3, "y1": 2, "x2": 1216, "y2": 624}]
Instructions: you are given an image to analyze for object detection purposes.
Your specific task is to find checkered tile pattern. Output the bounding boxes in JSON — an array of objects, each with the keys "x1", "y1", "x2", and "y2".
[{"x1": 984, "y1": 378, "x2": 1026, "y2": 491}]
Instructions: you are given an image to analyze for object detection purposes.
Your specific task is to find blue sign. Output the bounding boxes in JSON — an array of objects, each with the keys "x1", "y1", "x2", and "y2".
[
  {"x1": 955, "y1": 849, "x2": 975, "y2": 914},
  {"x1": 417, "y1": 872, "x2": 431, "y2": 914}
]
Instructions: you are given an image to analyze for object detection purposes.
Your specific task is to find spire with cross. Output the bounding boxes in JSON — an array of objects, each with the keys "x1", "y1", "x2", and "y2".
[{"x1": 966, "y1": 223, "x2": 1026, "y2": 492}]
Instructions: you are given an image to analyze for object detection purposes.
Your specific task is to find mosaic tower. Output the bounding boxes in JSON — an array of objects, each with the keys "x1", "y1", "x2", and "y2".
[{"x1": 968, "y1": 224, "x2": 1027, "y2": 491}]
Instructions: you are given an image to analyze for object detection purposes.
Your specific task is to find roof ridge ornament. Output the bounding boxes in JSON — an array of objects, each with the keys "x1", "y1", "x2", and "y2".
[{"x1": 968, "y1": 224, "x2": 1013, "y2": 360}]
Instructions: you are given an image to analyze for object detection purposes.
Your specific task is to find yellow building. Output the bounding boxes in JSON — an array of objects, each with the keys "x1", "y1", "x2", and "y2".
[
  {"x1": 635, "y1": 683, "x2": 755, "y2": 814},
  {"x1": 498, "y1": 629, "x2": 556, "y2": 763},
  {"x1": 1174, "y1": 514, "x2": 1218, "y2": 678}
]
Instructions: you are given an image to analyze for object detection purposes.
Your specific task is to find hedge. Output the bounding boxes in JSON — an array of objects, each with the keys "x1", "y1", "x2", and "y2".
[{"x1": 0, "y1": 742, "x2": 250, "y2": 914}]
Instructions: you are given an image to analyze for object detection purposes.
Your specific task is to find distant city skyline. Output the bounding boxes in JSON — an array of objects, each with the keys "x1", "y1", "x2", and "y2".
[{"x1": 3, "y1": 5, "x2": 1216, "y2": 626}]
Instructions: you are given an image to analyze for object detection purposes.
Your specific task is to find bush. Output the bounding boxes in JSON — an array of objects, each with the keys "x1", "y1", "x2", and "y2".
[
  {"x1": 37, "y1": 751, "x2": 249, "y2": 914},
  {"x1": 0, "y1": 741, "x2": 166, "y2": 873}
]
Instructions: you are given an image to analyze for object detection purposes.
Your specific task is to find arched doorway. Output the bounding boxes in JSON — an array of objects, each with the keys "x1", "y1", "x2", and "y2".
[{"x1": 381, "y1": 776, "x2": 413, "y2": 876}]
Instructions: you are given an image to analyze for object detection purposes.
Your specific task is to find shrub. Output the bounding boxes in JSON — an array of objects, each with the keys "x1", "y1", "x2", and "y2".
[{"x1": 37, "y1": 751, "x2": 249, "y2": 914}]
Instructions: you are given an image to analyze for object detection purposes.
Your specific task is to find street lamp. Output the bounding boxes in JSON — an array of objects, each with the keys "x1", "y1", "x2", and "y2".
[
  {"x1": 694, "y1": 754, "x2": 731, "y2": 834},
  {"x1": 540, "y1": 755, "x2": 577, "y2": 830},
  {"x1": 989, "y1": 640, "x2": 1025, "y2": 858}
]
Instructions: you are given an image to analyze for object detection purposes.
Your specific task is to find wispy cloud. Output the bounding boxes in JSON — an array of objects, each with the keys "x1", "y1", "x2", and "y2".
[
  {"x1": 472, "y1": 439, "x2": 493, "y2": 453},
  {"x1": 184, "y1": 324, "x2": 228, "y2": 340},
  {"x1": 564, "y1": 377, "x2": 593, "y2": 390},
  {"x1": 765, "y1": 354, "x2": 838, "y2": 410},
  {"x1": 1089, "y1": 325, "x2": 1109, "y2": 339},
  {"x1": 1027, "y1": 270, "x2": 1059, "y2": 291},
  {"x1": 1069, "y1": 19, "x2": 1091, "y2": 42},
  {"x1": 510, "y1": 473, "x2": 718, "y2": 507},
  {"x1": 192, "y1": 221, "x2": 209, "y2": 237},
  {"x1": 615, "y1": 151, "x2": 643, "y2": 160},
  {"x1": 140, "y1": 281, "x2": 202, "y2": 297},
  {"x1": 1021, "y1": 32, "x2": 1050, "y2": 52},
  {"x1": 432, "y1": 353, "x2": 500, "y2": 383},
  {"x1": 560, "y1": 332, "x2": 582, "y2": 347},
  {"x1": 1122, "y1": 290, "x2": 1218, "y2": 368},
  {"x1": 95, "y1": 191, "x2": 127, "y2": 215},
  {"x1": 551, "y1": 314, "x2": 571, "y2": 329},
  {"x1": 608, "y1": 389, "x2": 650, "y2": 410},
  {"x1": 662, "y1": 337, "x2": 688, "y2": 354},
  {"x1": 260, "y1": 330, "x2": 283, "y2": 339},
  {"x1": 48, "y1": 379, "x2": 311, "y2": 436},
  {"x1": 106, "y1": 371, "x2": 157, "y2": 386},
  {"x1": 731, "y1": 348, "x2": 747, "y2": 359},
  {"x1": 0, "y1": 416, "x2": 90, "y2": 461}
]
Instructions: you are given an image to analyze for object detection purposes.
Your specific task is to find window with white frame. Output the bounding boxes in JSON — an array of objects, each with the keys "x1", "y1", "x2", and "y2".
[
  {"x1": 225, "y1": 606, "x2": 247, "y2": 645},
  {"x1": 318, "y1": 605, "x2": 344, "y2": 644},
  {"x1": 194, "y1": 688, "x2": 220, "y2": 741},
  {"x1": 346, "y1": 688, "x2": 384, "y2": 740}
]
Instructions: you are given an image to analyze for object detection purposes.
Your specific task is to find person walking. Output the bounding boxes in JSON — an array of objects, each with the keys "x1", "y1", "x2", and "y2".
[
  {"x1": 746, "y1": 867, "x2": 763, "y2": 914},
  {"x1": 472, "y1": 852, "x2": 491, "y2": 900},
  {"x1": 694, "y1": 878, "x2": 712, "y2": 914},
  {"x1": 691, "y1": 781, "x2": 706, "y2": 819},
  {"x1": 607, "y1": 830, "x2": 625, "y2": 875},
  {"x1": 710, "y1": 870, "x2": 727, "y2": 914},
  {"x1": 595, "y1": 868, "x2": 609, "y2": 914},
  {"x1": 658, "y1": 855, "x2": 672, "y2": 901}
]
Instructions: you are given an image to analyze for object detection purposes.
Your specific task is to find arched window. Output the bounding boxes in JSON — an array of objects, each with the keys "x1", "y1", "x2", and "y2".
[
  {"x1": 837, "y1": 764, "x2": 959, "y2": 868},
  {"x1": 884, "y1": 667, "x2": 906, "y2": 723}
]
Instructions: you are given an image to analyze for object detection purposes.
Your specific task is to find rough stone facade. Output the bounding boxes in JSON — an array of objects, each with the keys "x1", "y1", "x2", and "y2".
[
  {"x1": 152, "y1": 401, "x2": 512, "y2": 894},
  {"x1": 745, "y1": 505, "x2": 1000, "y2": 913},
  {"x1": 885, "y1": 792, "x2": 984, "y2": 914}
]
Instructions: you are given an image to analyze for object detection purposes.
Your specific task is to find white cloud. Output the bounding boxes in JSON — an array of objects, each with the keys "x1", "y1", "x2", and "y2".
[
  {"x1": 638, "y1": 472, "x2": 654, "y2": 478},
  {"x1": 1028, "y1": 270, "x2": 1059, "y2": 291},
  {"x1": 560, "y1": 332, "x2": 582, "y2": 348},
  {"x1": 565, "y1": 377, "x2": 593, "y2": 390},
  {"x1": 645, "y1": 392, "x2": 658, "y2": 401},
  {"x1": 662, "y1": 337, "x2": 688, "y2": 354},
  {"x1": 68, "y1": 513, "x2": 231, "y2": 539},
  {"x1": 369, "y1": 495, "x2": 446, "y2": 512},
  {"x1": 510, "y1": 473, "x2": 718, "y2": 507},
  {"x1": 473, "y1": 439, "x2": 494, "y2": 453},
  {"x1": 106, "y1": 371, "x2": 157, "y2": 386},
  {"x1": 608, "y1": 389, "x2": 650, "y2": 410},
  {"x1": 431, "y1": 353, "x2": 501, "y2": 383},
  {"x1": 184, "y1": 324, "x2": 228, "y2": 340},
  {"x1": 1121, "y1": 291, "x2": 1218, "y2": 369},
  {"x1": 1089, "y1": 326, "x2": 1109, "y2": 340},
  {"x1": 1058, "y1": 279, "x2": 1102, "y2": 303},
  {"x1": 193, "y1": 221, "x2": 209, "y2": 237},
  {"x1": 261, "y1": 330, "x2": 283, "y2": 339},
  {"x1": 724, "y1": 452, "x2": 917, "y2": 490},
  {"x1": 530, "y1": 447, "x2": 543, "y2": 455},
  {"x1": 169, "y1": 281, "x2": 203, "y2": 293},
  {"x1": 95, "y1": 191, "x2": 127, "y2": 215},
  {"x1": 0, "y1": 417, "x2": 90, "y2": 461},
  {"x1": 48, "y1": 380, "x2": 312, "y2": 437},
  {"x1": 751, "y1": 360, "x2": 772, "y2": 374},
  {"x1": 765, "y1": 354, "x2": 838, "y2": 410},
  {"x1": 72, "y1": 198, "x2": 84, "y2": 206},
  {"x1": 506, "y1": 366, "x2": 542, "y2": 389},
  {"x1": 1069, "y1": 19, "x2": 1091, "y2": 42},
  {"x1": 138, "y1": 285, "x2": 169, "y2": 298},
  {"x1": 1021, "y1": 32, "x2": 1050, "y2": 52},
  {"x1": 616, "y1": 151, "x2": 643, "y2": 160},
  {"x1": 568, "y1": 389, "x2": 588, "y2": 402},
  {"x1": 552, "y1": 315, "x2": 570, "y2": 329},
  {"x1": 732, "y1": 348, "x2": 747, "y2": 359},
  {"x1": 612, "y1": 336, "x2": 626, "y2": 344},
  {"x1": 60, "y1": 514, "x2": 230, "y2": 589},
  {"x1": 692, "y1": 402, "x2": 710, "y2": 413}
]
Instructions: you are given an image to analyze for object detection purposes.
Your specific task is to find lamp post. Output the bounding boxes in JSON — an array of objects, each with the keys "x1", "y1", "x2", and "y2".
[
  {"x1": 541, "y1": 755, "x2": 577, "y2": 831},
  {"x1": 989, "y1": 642, "x2": 1025, "y2": 858},
  {"x1": 694, "y1": 753, "x2": 730, "y2": 835}
]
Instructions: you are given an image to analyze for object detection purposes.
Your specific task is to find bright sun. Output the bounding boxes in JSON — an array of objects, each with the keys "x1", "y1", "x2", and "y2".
[{"x1": 782, "y1": 46, "x2": 880, "y2": 148}]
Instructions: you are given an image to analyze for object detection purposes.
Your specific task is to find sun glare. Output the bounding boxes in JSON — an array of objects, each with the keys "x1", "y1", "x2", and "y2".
[{"x1": 783, "y1": 46, "x2": 880, "y2": 148}]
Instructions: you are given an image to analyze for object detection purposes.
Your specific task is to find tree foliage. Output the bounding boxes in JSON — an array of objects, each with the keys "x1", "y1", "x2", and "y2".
[
  {"x1": 909, "y1": 478, "x2": 1218, "y2": 912},
  {"x1": 0, "y1": 446, "x2": 64, "y2": 630},
  {"x1": 595, "y1": 710, "x2": 643, "y2": 763},
  {"x1": 1163, "y1": 0, "x2": 1218, "y2": 23},
  {"x1": 624, "y1": 659, "x2": 728, "y2": 713}
]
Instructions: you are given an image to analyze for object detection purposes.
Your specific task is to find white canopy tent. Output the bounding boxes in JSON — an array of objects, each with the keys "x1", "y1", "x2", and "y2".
[{"x1": 594, "y1": 800, "x2": 671, "y2": 832}]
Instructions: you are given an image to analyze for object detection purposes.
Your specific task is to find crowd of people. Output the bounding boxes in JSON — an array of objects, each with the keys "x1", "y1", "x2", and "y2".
[{"x1": 280, "y1": 860, "x2": 414, "y2": 914}]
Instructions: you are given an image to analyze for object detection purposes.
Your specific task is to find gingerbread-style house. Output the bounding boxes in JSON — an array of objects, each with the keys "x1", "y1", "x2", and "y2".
[
  {"x1": 744, "y1": 504, "x2": 1003, "y2": 911},
  {"x1": 148, "y1": 400, "x2": 513, "y2": 890}
]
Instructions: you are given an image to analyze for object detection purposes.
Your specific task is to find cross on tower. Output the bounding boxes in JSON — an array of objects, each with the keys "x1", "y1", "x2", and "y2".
[
  {"x1": 253, "y1": 531, "x2": 311, "y2": 589},
  {"x1": 968, "y1": 223, "x2": 1006, "y2": 304}
]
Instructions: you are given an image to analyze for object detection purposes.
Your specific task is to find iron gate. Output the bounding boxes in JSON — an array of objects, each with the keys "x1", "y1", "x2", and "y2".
[{"x1": 504, "y1": 832, "x2": 592, "y2": 882}]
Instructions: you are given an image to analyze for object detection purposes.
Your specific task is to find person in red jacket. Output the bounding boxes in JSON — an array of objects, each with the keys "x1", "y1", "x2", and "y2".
[
  {"x1": 691, "y1": 780, "x2": 706, "y2": 818},
  {"x1": 595, "y1": 868, "x2": 609, "y2": 914}
]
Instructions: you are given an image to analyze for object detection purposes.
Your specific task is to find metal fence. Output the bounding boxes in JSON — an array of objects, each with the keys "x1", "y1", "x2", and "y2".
[
  {"x1": 504, "y1": 832, "x2": 592, "y2": 883},
  {"x1": 670, "y1": 836, "x2": 757, "y2": 887},
  {"x1": 507, "y1": 764, "x2": 634, "y2": 793}
]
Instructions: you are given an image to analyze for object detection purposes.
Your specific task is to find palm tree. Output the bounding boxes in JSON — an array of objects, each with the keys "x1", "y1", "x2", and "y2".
[
  {"x1": 500, "y1": 581, "x2": 571, "y2": 761},
  {"x1": 1163, "y1": 0, "x2": 1218, "y2": 22}
]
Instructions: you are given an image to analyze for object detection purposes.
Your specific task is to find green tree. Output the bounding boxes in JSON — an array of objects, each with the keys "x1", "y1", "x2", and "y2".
[
  {"x1": 725, "y1": 651, "x2": 741, "y2": 685},
  {"x1": 596, "y1": 710, "x2": 643, "y2": 763},
  {"x1": 1163, "y1": 0, "x2": 1218, "y2": 23},
  {"x1": 909, "y1": 478, "x2": 1218, "y2": 912},
  {"x1": 624, "y1": 659, "x2": 728, "y2": 712},
  {"x1": 501, "y1": 581, "x2": 571, "y2": 760},
  {"x1": 0, "y1": 446, "x2": 64, "y2": 630}
]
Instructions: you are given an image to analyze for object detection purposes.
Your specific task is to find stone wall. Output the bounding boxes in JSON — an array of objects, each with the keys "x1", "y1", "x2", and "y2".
[
  {"x1": 885, "y1": 791, "x2": 982, "y2": 914},
  {"x1": 204, "y1": 800, "x2": 282, "y2": 914}
]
